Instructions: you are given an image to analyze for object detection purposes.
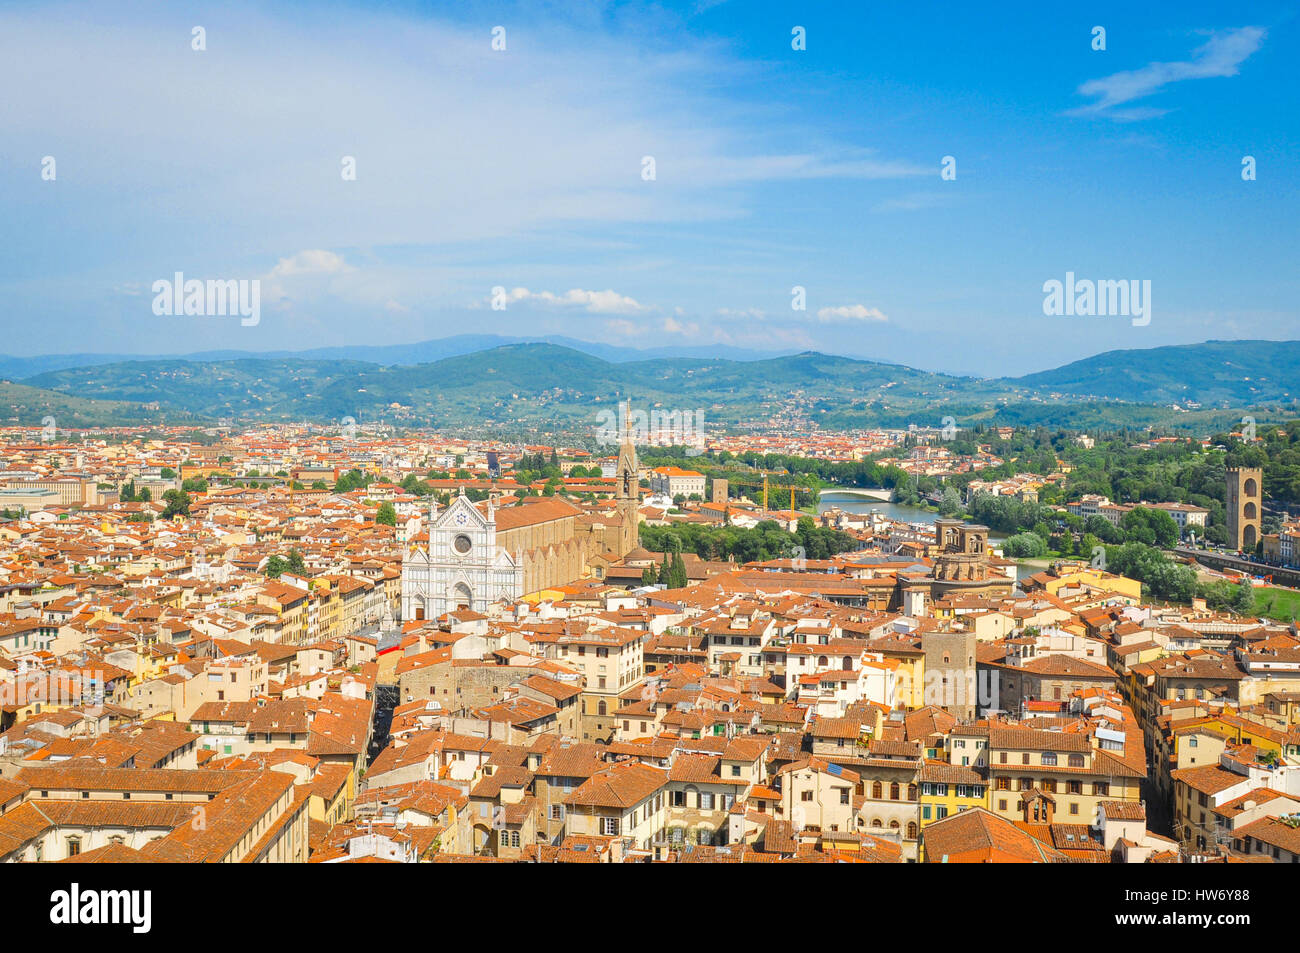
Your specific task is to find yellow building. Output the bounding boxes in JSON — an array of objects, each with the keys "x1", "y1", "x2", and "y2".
[
  {"x1": 917, "y1": 761, "x2": 988, "y2": 859},
  {"x1": 1026, "y1": 564, "x2": 1142, "y2": 602}
]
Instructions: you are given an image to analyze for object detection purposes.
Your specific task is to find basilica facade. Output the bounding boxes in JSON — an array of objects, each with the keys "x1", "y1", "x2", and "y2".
[{"x1": 400, "y1": 433, "x2": 641, "y2": 622}]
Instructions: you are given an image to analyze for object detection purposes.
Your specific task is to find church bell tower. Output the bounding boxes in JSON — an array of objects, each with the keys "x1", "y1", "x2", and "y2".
[{"x1": 615, "y1": 400, "x2": 640, "y2": 556}]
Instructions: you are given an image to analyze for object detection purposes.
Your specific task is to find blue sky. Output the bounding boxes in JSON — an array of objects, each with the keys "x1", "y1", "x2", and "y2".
[{"x1": 0, "y1": 0, "x2": 1295, "y2": 374}]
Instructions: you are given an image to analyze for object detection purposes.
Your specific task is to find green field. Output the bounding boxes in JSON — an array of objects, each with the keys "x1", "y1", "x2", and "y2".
[{"x1": 1252, "y1": 587, "x2": 1300, "y2": 623}]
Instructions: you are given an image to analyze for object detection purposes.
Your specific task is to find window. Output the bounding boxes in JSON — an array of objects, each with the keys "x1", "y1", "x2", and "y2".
[
  {"x1": 66, "y1": 837, "x2": 81, "y2": 857},
  {"x1": 601, "y1": 816, "x2": 618, "y2": 836},
  {"x1": 1041, "y1": 752, "x2": 1057, "y2": 766},
  {"x1": 700, "y1": 792, "x2": 715, "y2": 810},
  {"x1": 872, "y1": 781, "x2": 883, "y2": 799},
  {"x1": 839, "y1": 789, "x2": 850, "y2": 805},
  {"x1": 731, "y1": 765, "x2": 741, "y2": 777},
  {"x1": 801, "y1": 790, "x2": 813, "y2": 802},
  {"x1": 1068, "y1": 754, "x2": 1084, "y2": 768}
]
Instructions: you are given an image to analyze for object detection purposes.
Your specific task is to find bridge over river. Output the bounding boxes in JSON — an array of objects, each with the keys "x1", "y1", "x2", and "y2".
[{"x1": 818, "y1": 487, "x2": 892, "y2": 502}]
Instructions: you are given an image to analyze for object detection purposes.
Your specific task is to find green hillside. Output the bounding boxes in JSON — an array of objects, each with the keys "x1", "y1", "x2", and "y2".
[
  {"x1": 14, "y1": 340, "x2": 1300, "y2": 432},
  {"x1": 1010, "y1": 339, "x2": 1300, "y2": 406}
]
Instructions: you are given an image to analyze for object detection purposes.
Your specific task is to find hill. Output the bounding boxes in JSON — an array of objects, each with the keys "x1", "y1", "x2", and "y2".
[
  {"x1": 1009, "y1": 340, "x2": 1300, "y2": 406},
  {"x1": 0, "y1": 380, "x2": 180, "y2": 427},
  {"x1": 12, "y1": 339, "x2": 1300, "y2": 432}
]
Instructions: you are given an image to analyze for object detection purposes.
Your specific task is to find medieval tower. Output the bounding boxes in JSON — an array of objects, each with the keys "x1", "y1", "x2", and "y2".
[
  {"x1": 1226, "y1": 466, "x2": 1262, "y2": 553},
  {"x1": 615, "y1": 401, "x2": 641, "y2": 555}
]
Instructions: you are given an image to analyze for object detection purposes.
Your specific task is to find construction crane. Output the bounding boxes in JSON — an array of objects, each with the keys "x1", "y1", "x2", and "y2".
[{"x1": 724, "y1": 472, "x2": 808, "y2": 516}]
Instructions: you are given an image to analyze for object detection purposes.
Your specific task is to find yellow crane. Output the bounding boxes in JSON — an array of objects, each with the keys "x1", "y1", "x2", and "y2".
[{"x1": 724, "y1": 472, "x2": 806, "y2": 516}]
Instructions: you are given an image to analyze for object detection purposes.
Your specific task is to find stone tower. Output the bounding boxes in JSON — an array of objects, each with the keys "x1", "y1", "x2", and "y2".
[
  {"x1": 1226, "y1": 466, "x2": 1262, "y2": 553},
  {"x1": 922, "y1": 630, "x2": 978, "y2": 721},
  {"x1": 614, "y1": 400, "x2": 640, "y2": 556}
]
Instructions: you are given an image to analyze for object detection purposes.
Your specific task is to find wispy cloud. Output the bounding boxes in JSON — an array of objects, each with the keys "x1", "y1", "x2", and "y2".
[
  {"x1": 488, "y1": 287, "x2": 649, "y2": 315},
  {"x1": 814, "y1": 304, "x2": 888, "y2": 323},
  {"x1": 1070, "y1": 27, "x2": 1266, "y2": 120}
]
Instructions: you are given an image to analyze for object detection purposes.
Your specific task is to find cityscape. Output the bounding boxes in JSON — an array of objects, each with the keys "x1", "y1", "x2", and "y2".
[{"x1": 0, "y1": 0, "x2": 1296, "y2": 930}]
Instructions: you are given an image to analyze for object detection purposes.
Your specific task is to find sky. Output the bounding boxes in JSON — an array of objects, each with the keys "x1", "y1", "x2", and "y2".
[{"x1": 0, "y1": 0, "x2": 1296, "y2": 375}]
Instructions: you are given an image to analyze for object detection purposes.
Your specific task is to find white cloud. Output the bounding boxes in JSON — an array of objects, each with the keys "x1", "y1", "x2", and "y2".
[
  {"x1": 265, "y1": 250, "x2": 353, "y2": 280},
  {"x1": 261, "y1": 250, "x2": 355, "y2": 308},
  {"x1": 493, "y1": 287, "x2": 649, "y2": 315},
  {"x1": 815, "y1": 304, "x2": 888, "y2": 323},
  {"x1": 1071, "y1": 27, "x2": 1266, "y2": 119}
]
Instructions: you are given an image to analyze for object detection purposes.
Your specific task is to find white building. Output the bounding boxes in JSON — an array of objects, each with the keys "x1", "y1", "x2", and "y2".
[{"x1": 400, "y1": 491, "x2": 523, "y2": 622}]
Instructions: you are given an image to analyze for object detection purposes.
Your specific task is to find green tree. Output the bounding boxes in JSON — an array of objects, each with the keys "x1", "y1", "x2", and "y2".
[
  {"x1": 1232, "y1": 582, "x2": 1256, "y2": 617},
  {"x1": 938, "y1": 487, "x2": 962, "y2": 516},
  {"x1": 670, "y1": 549, "x2": 688, "y2": 588},
  {"x1": 1003, "y1": 532, "x2": 1048, "y2": 558},
  {"x1": 160, "y1": 489, "x2": 190, "y2": 519},
  {"x1": 375, "y1": 502, "x2": 397, "y2": 526}
]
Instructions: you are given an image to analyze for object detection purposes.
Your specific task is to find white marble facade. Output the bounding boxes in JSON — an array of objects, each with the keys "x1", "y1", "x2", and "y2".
[{"x1": 400, "y1": 491, "x2": 522, "y2": 621}]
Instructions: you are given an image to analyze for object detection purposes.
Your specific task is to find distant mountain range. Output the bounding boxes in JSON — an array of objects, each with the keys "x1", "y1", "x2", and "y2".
[
  {"x1": 1, "y1": 337, "x2": 1296, "y2": 432},
  {"x1": 0, "y1": 334, "x2": 793, "y2": 382}
]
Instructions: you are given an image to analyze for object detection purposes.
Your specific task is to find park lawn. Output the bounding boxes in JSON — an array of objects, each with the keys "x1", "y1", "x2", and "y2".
[{"x1": 1252, "y1": 586, "x2": 1300, "y2": 622}]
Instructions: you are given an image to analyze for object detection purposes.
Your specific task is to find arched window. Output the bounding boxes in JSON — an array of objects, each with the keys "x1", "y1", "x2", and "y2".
[
  {"x1": 871, "y1": 781, "x2": 883, "y2": 799},
  {"x1": 907, "y1": 783, "x2": 917, "y2": 801},
  {"x1": 889, "y1": 819, "x2": 900, "y2": 830},
  {"x1": 889, "y1": 782, "x2": 900, "y2": 800},
  {"x1": 818, "y1": 656, "x2": 829, "y2": 667},
  {"x1": 871, "y1": 818, "x2": 883, "y2": 828},
  {"x1": 906, "y1": 822, "x2": 918, "y2": 840},
  {"x1": 597, "y1": 700, "x2": 607, "y2": 716}
]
